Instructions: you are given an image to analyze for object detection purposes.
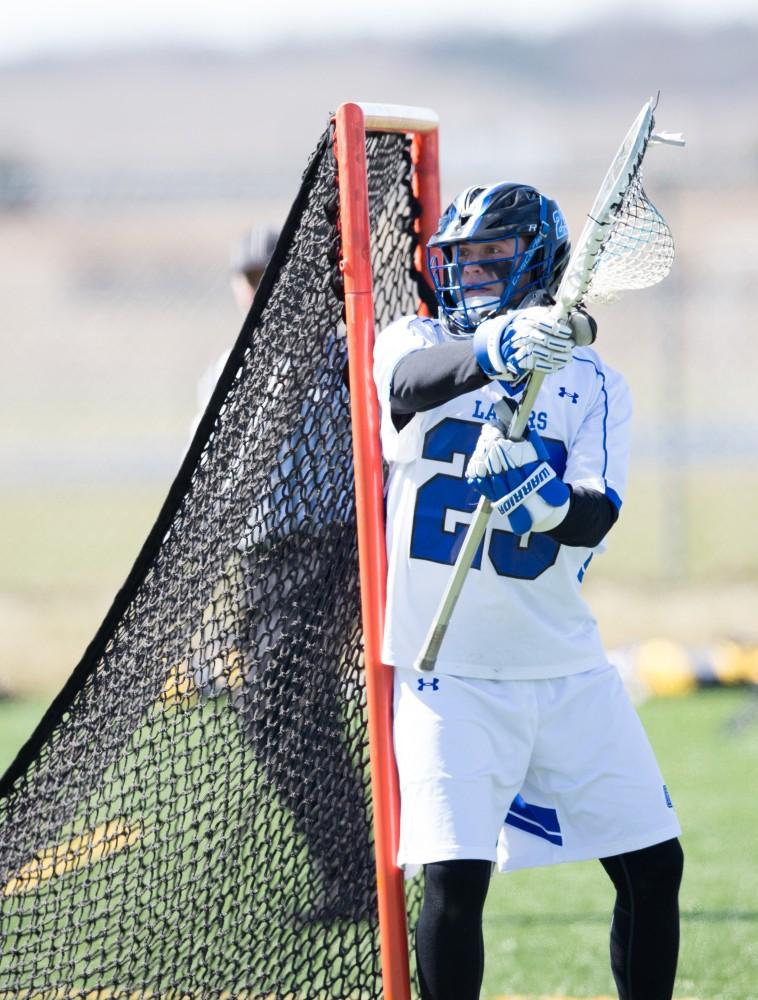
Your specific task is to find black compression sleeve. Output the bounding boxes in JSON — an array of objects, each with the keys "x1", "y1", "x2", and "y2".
[
  {"x1": 415, "y1": 860, "x2": 492, "y2": 1000},
  {"x1": 390, "y1": 341, "x2": 490, "y2": 415},
  {"x1": 545, "y1": 486, "x2": 619, "y2": 548},
  {"x1": 600, "y1": 839, "x2": 683, "y2": 1000}
]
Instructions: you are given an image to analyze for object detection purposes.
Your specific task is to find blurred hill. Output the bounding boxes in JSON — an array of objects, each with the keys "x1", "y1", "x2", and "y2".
[{"x1": 1, "y1": 20, "x2": 757, "y2": 204}]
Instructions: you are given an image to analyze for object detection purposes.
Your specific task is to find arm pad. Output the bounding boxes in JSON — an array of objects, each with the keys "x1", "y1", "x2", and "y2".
[
  {"x1": 545, "y1": 485, "x2": 619, "y2": 547},
  {"x1": 390, "y1": 341, "x2": 489, "y2": 415}
]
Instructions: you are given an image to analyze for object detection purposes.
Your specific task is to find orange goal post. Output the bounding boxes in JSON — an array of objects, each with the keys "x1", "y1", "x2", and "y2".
[{"x1": 334, "y1": 102, "x2": 441, "y2": 1000}]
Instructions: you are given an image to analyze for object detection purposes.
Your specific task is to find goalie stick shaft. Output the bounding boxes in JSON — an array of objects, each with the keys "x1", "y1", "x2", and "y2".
[{"x1": 414, "y1": 494, "x2": 490, "y2": 671}]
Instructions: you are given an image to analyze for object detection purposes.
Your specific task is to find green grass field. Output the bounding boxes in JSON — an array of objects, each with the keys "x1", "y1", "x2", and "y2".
[
  {"x1": 2, "y1": 688, "x2": 757, "y2": 999},
  {"x1": 0, "y1": 485, "x2": 166, "y2": 695}
]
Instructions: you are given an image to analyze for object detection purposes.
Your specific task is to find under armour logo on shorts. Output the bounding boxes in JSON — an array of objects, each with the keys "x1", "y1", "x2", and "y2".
[{"x1": 417, "y1": 678, "x2": 440, "y2": 692}]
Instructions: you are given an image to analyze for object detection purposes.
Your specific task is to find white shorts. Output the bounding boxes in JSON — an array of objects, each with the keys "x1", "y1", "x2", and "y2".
[{"x1": 393, "y1": 664, "x2": 681, "y2": 873}]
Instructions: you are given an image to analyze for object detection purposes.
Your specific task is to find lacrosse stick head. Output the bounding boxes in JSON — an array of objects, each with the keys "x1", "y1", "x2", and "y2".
[
  {"x1": 582, "y1": 168, "x2": 676, "y2": 306},
  {"x1": 555, "y1": 100, "x2": 680, "y2": 315}
]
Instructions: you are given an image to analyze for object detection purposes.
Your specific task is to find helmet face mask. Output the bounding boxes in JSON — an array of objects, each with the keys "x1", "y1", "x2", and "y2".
[
  {"x1": 427, "y1": 183, "x2": 571, "y2": 338},
  {"x1": 429, "y1": 237, "x2": 546, "y2": 333}
]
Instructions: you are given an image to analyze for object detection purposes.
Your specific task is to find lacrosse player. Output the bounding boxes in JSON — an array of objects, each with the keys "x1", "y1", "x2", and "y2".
[{"x1": 374, "y1": 184, "x2": 683, "y2": 1000}]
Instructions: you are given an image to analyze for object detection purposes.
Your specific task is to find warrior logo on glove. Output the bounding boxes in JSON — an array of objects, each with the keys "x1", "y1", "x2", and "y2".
[{"x1": 465, "y1": 415, "x2": 570, "y2": 536}]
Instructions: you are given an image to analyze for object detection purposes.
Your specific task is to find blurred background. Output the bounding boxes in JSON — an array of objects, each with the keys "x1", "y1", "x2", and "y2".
[
  {"x1": 3, "y1": 4, "x2": 758, "y2": 997},
  {"x1": 0, "y1": 1, "x2": 757, "y2": 694}
]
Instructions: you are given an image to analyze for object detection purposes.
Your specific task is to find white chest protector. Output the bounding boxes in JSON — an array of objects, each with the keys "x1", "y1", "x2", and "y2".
[{"x1": 373, "y1": 315, "x2": 632, "y2": 680}]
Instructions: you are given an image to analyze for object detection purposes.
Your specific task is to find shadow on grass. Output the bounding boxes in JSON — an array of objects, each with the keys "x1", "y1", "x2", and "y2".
[{"x1": 487, "y1": 909, "x2": 758, "y2": 926}]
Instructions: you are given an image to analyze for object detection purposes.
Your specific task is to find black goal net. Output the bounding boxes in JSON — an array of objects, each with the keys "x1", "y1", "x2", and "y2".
[{"x1": 0, "y1": 125, "x2": 434, "y2": 999}]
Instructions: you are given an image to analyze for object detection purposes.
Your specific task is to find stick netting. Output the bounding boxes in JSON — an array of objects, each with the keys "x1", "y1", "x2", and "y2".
[
  {"x1": 0, "y1": 126, "x2": 429, "y2": 1000},
  {"x1": 584, "y1": 170, "x2": 675, "y2": 305}
]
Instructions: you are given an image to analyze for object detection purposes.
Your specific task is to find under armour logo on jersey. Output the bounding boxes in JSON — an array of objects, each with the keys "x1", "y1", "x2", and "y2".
[
  {"x1": 558, "y1": 387, "x2": 579, "y2": 404},
  {"x1": 417, "y1": 678, "x2": 440, "y2": 692}
]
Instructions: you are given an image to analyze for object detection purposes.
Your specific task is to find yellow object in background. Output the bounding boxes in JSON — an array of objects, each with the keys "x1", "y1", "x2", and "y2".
[
  {"x1": 3, "y1": 818, "x2": 142, "y2": 896},
  {"x1": 712, "y1": 640, "x2": 758, "y2": 685},
  {"x1": 611, "y1": 638, "x2": 758, "y2": 700},
  {"x1": 635, "y1": 638, "x2": 698, "y2": 697}
]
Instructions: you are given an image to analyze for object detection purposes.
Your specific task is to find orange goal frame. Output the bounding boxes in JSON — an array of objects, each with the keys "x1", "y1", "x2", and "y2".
[{"x1": 333, "y1": 102, "x2": 441, "y2": 1000}]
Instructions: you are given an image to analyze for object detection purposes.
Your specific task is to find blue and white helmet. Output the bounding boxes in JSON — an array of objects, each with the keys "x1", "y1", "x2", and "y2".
[{"x1": 427, "y1": 183, "x2": 571, "y2": 338}]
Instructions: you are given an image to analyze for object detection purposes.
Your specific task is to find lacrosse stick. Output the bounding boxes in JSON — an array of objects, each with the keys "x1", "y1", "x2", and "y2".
[{"x1": 415, "y1": 97, "x2": 684, "y2": 672}]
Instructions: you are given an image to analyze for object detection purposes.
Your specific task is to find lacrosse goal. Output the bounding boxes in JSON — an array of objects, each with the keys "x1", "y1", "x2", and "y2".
[{"x1": 0, "y1": 103, "x2": 440, "y2": 1000}]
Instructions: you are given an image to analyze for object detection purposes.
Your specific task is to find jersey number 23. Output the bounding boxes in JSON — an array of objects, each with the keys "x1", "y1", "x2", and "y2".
[{"x1": 409, "y1": 417, "x2": 567, "y2": 581}]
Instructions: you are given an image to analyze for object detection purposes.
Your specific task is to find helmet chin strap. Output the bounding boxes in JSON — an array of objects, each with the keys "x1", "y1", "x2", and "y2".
[
  {"x1": 459, "y1": 295, "x2": 499, "y2": 334},
  {"x1": 467, "y1": 295, "x2": 498, "y2": 315},
  {"x1": 451, "y1": 283, "x2": 551, "y2": 337}
]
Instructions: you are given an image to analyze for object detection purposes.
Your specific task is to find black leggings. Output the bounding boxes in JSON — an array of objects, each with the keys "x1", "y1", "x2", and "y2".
[
  {"x1": 415, "y1": 860, "x2": 492, "y2": 1000},
  {"x1": 600, "y1": 838, "x2": 684, "y2": 1000},
  {"x1": 415, "y1": 839, "x2": 683, "y2": 1000}
]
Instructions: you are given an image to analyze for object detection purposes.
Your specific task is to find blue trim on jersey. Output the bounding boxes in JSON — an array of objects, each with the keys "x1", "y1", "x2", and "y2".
[
  {"x1": 577, "y1": 553, "x2": 593, "y2": 583},
  {"x1": 605, "y1": 486, "x2": 622, "y2": 510},
  {"x1": 505, "y1": 795, "x2": 563, "y2": 846},
  {"x1": 572, "y1": 356, "x2": 610, "y2": 493}
]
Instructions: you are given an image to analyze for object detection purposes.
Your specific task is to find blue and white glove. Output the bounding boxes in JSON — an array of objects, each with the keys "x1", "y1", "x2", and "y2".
[
  {"x1": 465, "y1": 421, "x2": 570, "y2": 535},
  {"x1": 473, "y1": 306, "x2": 595, "y2": 383}
]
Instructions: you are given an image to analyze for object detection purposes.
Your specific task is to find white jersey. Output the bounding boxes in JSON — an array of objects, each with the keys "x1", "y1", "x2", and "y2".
[{"x1": 373, "y1": 315, "x2": 632, "y2": 681}]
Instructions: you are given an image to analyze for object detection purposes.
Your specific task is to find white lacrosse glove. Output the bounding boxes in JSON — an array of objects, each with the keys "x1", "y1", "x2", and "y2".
[
  {"x1": 473, "y1": 306, "x2": 596, "y2": 383},
  {"x1": 465, "y1": 420, "x2": 570, "y2": 535}
]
